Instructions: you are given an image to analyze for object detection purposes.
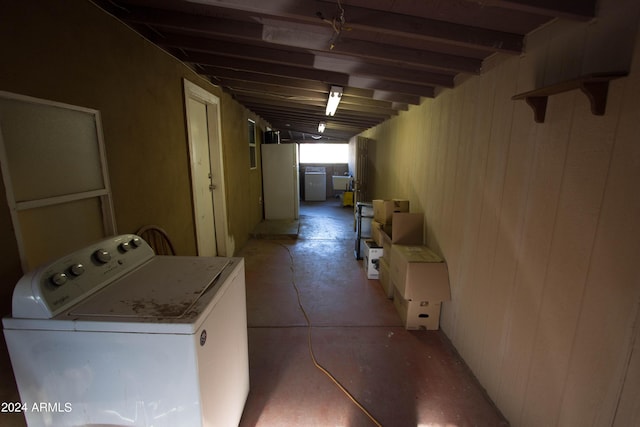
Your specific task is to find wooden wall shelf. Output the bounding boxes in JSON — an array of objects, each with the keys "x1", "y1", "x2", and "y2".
[{"x1": 512, "y1": 72, "x2": 628, "y2": 123}]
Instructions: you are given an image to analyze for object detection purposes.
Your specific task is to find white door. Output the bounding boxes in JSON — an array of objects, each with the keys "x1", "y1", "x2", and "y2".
[
  {"x1": 184, "y1": 80, "x2": 230, "y2": 256},
  {"x1": 187, "y1": 97, "x2": 217, "y2": 256}
]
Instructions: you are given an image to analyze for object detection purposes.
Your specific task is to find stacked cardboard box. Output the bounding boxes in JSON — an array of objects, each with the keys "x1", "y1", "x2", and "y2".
[
  {"x1": 378, "y1": 232, "x2": 393, "y2": 297},
  {"x1": 389, "y1": 245, "x2": 450, "y2": 330},
  {"x1": 377, "y1": 212, "x2": 423, "y2": 298},
  {"x1": 373, "y1": 199, "x2": 410, "y2": 224},
  {"x1": 378, "y1": 255, "x2": 391, "y2": 295},
  {"x1": 371, "y1": 199, "x2": 409, "y2": 246},
  {"x1": 371, "y1": 220, "x2": 385, "y2": 247},
  {"x1": 389, "y1": 213, "x2": 423, "y2": 245},
  {"x1": 363, "y1": 201, "x2": 451, "y2": 330},
  {"x1": 393, "y1": 294, "x2": 443, "y2": 331}
]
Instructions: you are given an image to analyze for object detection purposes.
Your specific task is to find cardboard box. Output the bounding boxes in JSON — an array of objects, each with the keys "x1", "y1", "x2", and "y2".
[
  {"x1": 372, "y1": 199, "x2": 409, "y2": 224},
  {"x1": 371, "y1": 220, "x2": 385, "y2": 246},
  {"x1": 393, "y1": 285, "x2": 442, "y2": 330},
  {"x1": 390, "y1": 245, "x2": 451, "y2": 301},
  {"x1": 378, "y1": 256, "x2": 393, "y2": 298},
  {"x1": 363, "y1": 240, "x2": 383, "y2": 279},
  {"x1": 390, "y1": 212, "x2": 423, "y2": 245},
  {"x1": 381, "y1": 229, "x2": 392, "y2": 260}
]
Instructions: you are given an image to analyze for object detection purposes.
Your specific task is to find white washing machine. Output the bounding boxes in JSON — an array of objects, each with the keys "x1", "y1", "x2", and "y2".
[
  {"x1": 2, "y1": 234, "x2": 249, "y2": 427},
  {"x1": 304, "y1": 166, "x2": 326, "y2": 201}
]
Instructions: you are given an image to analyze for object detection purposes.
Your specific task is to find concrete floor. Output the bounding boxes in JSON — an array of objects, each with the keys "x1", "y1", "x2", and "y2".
[
  {"x1": 0, "y1": 199, "x2": 508, "y2": 427},
  {"x1": 238, "y1": 200, "x2": 509, "y2": 426}
]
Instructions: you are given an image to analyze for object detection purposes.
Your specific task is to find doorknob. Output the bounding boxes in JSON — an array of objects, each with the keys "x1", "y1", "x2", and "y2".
[{"x1": 209, "y1": 184, "x2": 217, "y2": 190}]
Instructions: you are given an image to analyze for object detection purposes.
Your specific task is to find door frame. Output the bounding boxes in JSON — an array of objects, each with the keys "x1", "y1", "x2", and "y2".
[{"x1": 183, "y1": 79, "x2": 230, "y2": 256}]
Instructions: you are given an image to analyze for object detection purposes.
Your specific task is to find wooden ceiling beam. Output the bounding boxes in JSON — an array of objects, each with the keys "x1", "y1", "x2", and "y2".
[
  {"x1": 200, "y1": 65, "x2": 386, "y2": 100},
  {"x1": 233, "y1": 91, "x2": 396, "y2": 119},
  {"x1": 177, "y1": 51, "x2": 350, "y2": 86},
  {"x1": 157, "y1": 33, "x2": 317, "y2": 67},
  {"x1": 219, "y1": 80, "x2": 327, "y2": 102},
  {"x1": 268, "y1": 119, "x2": 367, "y2": 134},
  {"x1": 348, "y1": 76, "x2": 436, "y2": 98},
  {"x1": 477, "y1": 0, "x2": 596, "y2": 20},
  {"x1": 313, "y1": 54, "x2": 456, "y2": 88},
  {"x1": 325, "y1": 39, "x2": 483, "y2": 74},
  {"x1": 184, "y1": 50, "x2": 433, "y2": 100},
  {"x1": 235, "y1": 96, "x2": 389, "y2": 123},
  {"x1": 238, "y1": 101, "x2": 387, "y2": 124},
  {"x1": 265, "y1": 115, "x2": 375, "y2": 131},
  {"x1": 117, "y1": 5, "x2": 264, "y2": 39},
  {"x1": 372, "y1": 91, "x2": 422, "y2": 105},
  {"x1": 266, "y1": 118, "x2": 362, "y2": 134},
  {"x1": 116, "y1": 2, "x2": 484, "y2": 74},
  {"x1": 233, "y1": 95, "x2": 323, "y2": 111},
  {"x1": 200, "y1": 66, "x2": 330, "y2": 93},
  {"x1": 217, "y1": 78, "x2": 398, "y2": 111},
  {"x1": 184, "y1": 0, "x2": 524, "y2": 53},
  {"x1": 160, "y1": 31, "x2": 462, "y2": 91}
]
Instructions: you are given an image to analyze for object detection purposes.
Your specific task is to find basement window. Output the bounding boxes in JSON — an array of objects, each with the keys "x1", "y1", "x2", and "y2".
[
  {"x1": 299, "y1": 143, "x2": 348, "y2": 163},
  {"x1": 248, "y1": 119, "x2": 256, "y2": 169}
]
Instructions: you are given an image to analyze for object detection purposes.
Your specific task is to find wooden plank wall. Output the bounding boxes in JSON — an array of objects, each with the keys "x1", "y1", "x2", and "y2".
[{"x1": 361, "y1": 2, "x2": 640, "y2": 425}]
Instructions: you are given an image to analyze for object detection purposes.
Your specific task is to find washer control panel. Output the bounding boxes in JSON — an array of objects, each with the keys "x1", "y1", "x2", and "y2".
[{"x1": 11, "y1": 234, "x2": 155, "y2": 319}]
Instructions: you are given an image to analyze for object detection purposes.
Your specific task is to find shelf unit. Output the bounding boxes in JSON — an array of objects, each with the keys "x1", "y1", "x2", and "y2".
[
  {"x1": 512, "y1": 72, "x2": 627, "y2": 123},
  {"x1": 354, "y1": 202, "x2": 373, "y2": 260}
]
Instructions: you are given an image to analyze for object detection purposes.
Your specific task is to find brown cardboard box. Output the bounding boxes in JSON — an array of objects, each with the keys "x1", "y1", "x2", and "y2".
[
  {"x1": 392, "y1": 285, "x2": 442, "y2": 330},
  {"x1": 372, "y1": 199, "x2": 410, "y2": 224},
  {"x1": 378, "y1": 256, "x2": 393, "y2": 298},
  {"x1": 371, "y1": 220, "x2": 385, "y2": 246},
  {"x1": 381, "y1": 229, "x2": 392, "y2": 260},
  {"x1": 390, "y1": 245, "x2": 451, "y2": 301},
  {"x1": 390, "y1": 213, "x2": 423, "y2": 245}
]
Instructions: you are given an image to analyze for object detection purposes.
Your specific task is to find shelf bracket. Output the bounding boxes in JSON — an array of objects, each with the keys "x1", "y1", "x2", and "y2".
[
  {"x1": 524, "y1": 96, "x2": 548, "y2": 123},
  {"x1": 580, "y1": 81, "x2": 610, "y2": 116}
]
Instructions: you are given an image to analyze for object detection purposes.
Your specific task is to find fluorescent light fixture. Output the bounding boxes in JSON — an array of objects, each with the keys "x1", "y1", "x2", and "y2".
[
  {"x1": 318, "y1": 121, "x2": 326, "y2": 133},
  {"x1": 325, "y1": 86, "x2": 343, "y2": 116}
]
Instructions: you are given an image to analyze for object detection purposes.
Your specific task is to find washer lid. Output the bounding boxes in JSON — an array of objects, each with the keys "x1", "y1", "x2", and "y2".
[
  {"x1": 305, "y1": 166, "x2": 326, "y2": 174},
  {"x1": 66, "y1": 256, "x2": 231, "y2": 320}
]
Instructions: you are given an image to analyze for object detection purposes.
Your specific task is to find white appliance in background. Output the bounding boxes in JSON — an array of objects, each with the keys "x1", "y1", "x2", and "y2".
[
  {"x1": 304, "y1": 166, "x2": 326, "y2": 201},
  {"x1": 262, "y1": 143, "x2": 299, "y2": 219},
  {"x1": 332, "y1": 175, "x2": 352, "y2": 192},
  {"x1": 3, "y1": 234, "x2": 249, "y2": 427}
]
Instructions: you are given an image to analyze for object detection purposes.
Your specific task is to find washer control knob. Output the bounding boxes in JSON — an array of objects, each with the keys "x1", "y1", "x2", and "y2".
[
  {"x1": 51, "y1": 272, "x2": 68, "y2": 286},
  {"x1": 94, "y1": 249, "x2": 111, "y2": 264},
  {"x1": 69, "y1": 263, "x2": 85, "y2": 276},
  {"x1": 130, "y1": 237, "x2": 142, "y2": 248},
  {"x1": 119, "y1": 241, "x2": 131, "y2": 252}
]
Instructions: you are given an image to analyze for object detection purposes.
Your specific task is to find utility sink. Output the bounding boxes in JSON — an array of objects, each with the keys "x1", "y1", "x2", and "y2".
[{"x1": 332, "y1": 176, "x2": 352, "y2": 191}]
